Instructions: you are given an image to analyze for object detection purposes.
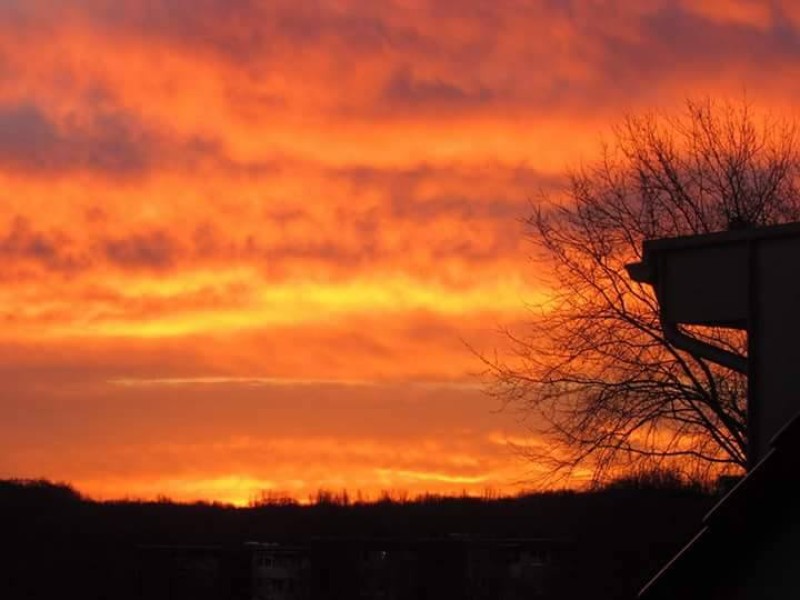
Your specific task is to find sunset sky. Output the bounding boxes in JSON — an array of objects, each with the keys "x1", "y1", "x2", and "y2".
[{"x1": 2, "y1": 0, "x2": 800, "y2": 505}]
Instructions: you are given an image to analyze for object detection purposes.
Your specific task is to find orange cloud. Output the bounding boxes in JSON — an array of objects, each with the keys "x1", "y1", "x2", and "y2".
[
  {"x1": 0, "y1": 0, "x2": 799, "y2": 502},
  {"x1": 0, "y1": 373, "x2": 531, "y2": 505}
]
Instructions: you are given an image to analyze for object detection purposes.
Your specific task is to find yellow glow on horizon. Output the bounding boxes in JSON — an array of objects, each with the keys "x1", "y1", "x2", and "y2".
[
  {"x1": 72, "y1": 471, "x2": 518, "y2": 507},
  {"x1": 18, "y1": 275, "x2": 546, "y2": 339},
  {"x1": 376, "y1": 468, "x2": 488, "y2": 485}
]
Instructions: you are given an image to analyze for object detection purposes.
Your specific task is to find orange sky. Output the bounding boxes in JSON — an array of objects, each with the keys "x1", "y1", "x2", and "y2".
[{"x1": 1, "y1": 0, "x2": 799, "y2": 505}]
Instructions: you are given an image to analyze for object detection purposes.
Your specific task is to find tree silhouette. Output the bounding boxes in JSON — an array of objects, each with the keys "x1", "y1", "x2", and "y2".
[{"x1": 487, "y1": 99, "x2": 800, "y2": 483}]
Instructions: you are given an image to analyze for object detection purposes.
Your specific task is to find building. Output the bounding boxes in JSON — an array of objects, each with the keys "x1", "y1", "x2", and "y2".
[
  {"x1": 307, "y1": 536, "x2": 561, "y2": 600},
  {"x1": 137, "y1": 536, "x2": 562, "y2": 599},
  {"x1": 248, "y1": 542, "x2": 309, "y2": 600},
  {"x1": 638, "y1": 413, "x2": 800, "y2": 598},
  {"x1": 137, "y1": 544, "x2": 250, "y2": 600},
  {"x1": 627, "y1": 221, "x2": 800, "y2": 464},
  {"x1": 628, "y1": 222, "x2": 800, "y2": 598}
]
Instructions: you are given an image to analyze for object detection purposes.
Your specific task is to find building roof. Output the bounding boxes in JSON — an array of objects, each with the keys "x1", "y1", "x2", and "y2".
[
  {"x1": 638, "y1": 411, "x2": 800, "y2": 598},
  {"x1": 642, "y1": 221, "x2": 800, "y2": 253}
]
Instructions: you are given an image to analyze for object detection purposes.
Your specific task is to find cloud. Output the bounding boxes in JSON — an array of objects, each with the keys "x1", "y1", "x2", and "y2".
[
  {"x1": 0, "y1": 101, "x2": 236, "y2": 177},
  {"x1": 4, "y1": 1, "x2": 800, "y2": 125},
  {"x1": 0, "y1": 102, "x2": 152, "y2": 175},
  {"x1": 594, "y1": 3, "x2": 800, "y2": 90},
  {"x1": 0, "y1": 369, "x2": 528, "y2": 502},
  {"x1": 0, "y1": 150, "x2": 544, "y2": 280},
  {"x1": 102, "y1": 230, "x2": 180, "y2": 271},
  {"x1": 382, "y1": 67, "x2": 493, "y2": 111},
  {"x1": 0, "y1": 216, "x2": 84, "y2": 273},
  {"x1": 0, "y1": 219, "x2": 185, "y2": 275}
]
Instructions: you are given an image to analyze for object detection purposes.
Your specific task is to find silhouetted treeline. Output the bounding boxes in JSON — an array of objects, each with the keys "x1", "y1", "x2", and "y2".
[{"x1": 1, "y1": 476, "x2": 719, "y2": 599}]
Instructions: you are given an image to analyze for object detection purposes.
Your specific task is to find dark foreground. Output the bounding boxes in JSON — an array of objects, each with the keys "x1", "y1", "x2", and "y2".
[{"x1": 1, "y1": 477, "x2": 717, "y2": 599}]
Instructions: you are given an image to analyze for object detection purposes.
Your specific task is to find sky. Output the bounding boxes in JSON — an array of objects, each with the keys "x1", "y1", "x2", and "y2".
[{"x1": 1, "y1": 0, "x2": 800, "y2": 506}]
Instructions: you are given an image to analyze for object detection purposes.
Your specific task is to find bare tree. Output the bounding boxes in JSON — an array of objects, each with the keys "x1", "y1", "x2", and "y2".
[{"x1": 488, "y1": 99, "x2": 800, "y2": 484}]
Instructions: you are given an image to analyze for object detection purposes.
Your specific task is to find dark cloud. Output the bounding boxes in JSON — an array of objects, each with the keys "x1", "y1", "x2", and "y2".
[
  {"x1": 0, "y1": 219, "x2": 180, "y2": 275},
  {"x1": 382, "y1": 67, "x2": 493, "y2": 110},
  {"x1": 44, "y1": 0, "x2": 429, "y2": 65},
  {"x1": 594, "y1": 4, "x2": 800, "y2": 93},
  {"x1": 6, "y1": 1, "x2": 800, "y2": 119},
  {"x1": 223, "y1": 1, "x2": 800, "y2": 110},
  {"x1": 0, "y1": 103, "x2": 151, "y2": 176},
  {"x1": 92, "y1": 0, "x2": 267, "y2": 59},
  {"x1": 0, "y1": 100, "x2": 279, "y2": 178},
  {"x1": 102, "y1": 230, "x2": 180, "y2": 271},
  {"x1": 271, "y1": 6, "x2": 417, "y2": 52},
  {"x1": 0, "y1": 216, "x2": 85, "y2": 273}
]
